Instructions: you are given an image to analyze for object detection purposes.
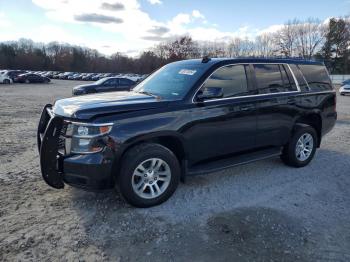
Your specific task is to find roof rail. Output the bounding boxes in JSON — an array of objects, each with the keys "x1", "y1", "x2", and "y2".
[{"x1": 233, "y1": 56, "x2": 319, "y2": 61}]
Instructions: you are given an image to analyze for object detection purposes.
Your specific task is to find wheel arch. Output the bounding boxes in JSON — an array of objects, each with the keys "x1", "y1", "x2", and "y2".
[
  {"x1": 112, "y1": 132, "x2": 188, "y2": 182},
  {"x1": 294, "y1": 113, "x2": 322, "y2": 147}
]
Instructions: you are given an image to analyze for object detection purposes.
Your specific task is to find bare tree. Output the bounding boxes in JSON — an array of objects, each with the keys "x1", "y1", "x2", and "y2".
[
  {"x1": 275, "y1": 20, "x2": 298, "y2": 57},
  {"x1": 227, "y1": 37, "x2": 255, "y2": 57},
  {"x1": 294, "y1": 18, "x2": 327, "y2": 59},
  {"x1": 254, "y1": 33, "x2": 277, "y2": 57}
]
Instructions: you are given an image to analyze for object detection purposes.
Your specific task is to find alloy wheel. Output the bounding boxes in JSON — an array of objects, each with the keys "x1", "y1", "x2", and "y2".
[
  {"x1": 295, "y1": 133, "x2": 314, "y2": 161},
  {"x1": 131, "y1": 158, "x2": 171, "y2": 199}
]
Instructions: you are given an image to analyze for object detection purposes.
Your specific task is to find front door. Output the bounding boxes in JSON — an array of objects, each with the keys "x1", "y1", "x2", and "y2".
[{"x1": 186, "y1": 64, "x2": 258, "y2": 164}]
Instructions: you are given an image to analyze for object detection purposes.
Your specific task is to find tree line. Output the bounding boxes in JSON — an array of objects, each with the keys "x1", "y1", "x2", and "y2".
[{"x1": 0, "y1": 17, "x2": 349, "y2": 74}]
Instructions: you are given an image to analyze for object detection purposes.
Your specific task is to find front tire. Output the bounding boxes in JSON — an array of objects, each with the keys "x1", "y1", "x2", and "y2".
[
  {"x1": 281, "y1": 125, "x2": 317, "y2": 167},
  {"x1": 117, "y1": 143, "x2": 180, "y2": 207},
  {"x1": 3, "y1": 79, "x2": 10, "y2": 84}
]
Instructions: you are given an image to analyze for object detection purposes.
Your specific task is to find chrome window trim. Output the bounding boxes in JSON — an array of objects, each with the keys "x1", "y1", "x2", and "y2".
[
  {"x1": 192, "y1": 62, "x2": 301, "y2": 104},
  {"x1": 299, "y1": 90, "x2": 336, "y2": 95},
  {"x1": 285, "y1": 64, "x2": 301, "y2": 92},
  {"x1": 294, "y1": 64, "x2": 311, "y2": 90}
]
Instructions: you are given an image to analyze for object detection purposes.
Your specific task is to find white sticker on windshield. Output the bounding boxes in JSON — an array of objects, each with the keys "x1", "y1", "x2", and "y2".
[{"x1": 179, "y1": 69, "x2": 197, "y2": 75}]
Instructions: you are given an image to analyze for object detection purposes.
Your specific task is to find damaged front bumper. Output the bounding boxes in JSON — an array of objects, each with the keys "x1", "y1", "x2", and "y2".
[{"x1": 37, "y1": 105, "x2": 115, "y2": 190}]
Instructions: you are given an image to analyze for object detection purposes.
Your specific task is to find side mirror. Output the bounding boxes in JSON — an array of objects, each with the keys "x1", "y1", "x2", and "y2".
[{"x1": 196, "y1": 87, "x2": 223, "y2": 102}]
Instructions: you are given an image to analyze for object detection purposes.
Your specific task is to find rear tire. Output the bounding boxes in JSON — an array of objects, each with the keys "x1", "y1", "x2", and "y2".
[
  {"x1": 117, "y1": 143, "x2": 180, "y2": 207},
  {"x1": 281, "y1": 125, "x2": 317, "y2": 167}
]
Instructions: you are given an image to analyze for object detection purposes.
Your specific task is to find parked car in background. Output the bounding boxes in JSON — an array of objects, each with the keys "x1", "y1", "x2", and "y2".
[
  {"x1": 7, "y1": 70, "x2": 27, "y2": 82},
  {"x1": 68, "y1": 73, "x2": 80, "y2": 80},
  {"x1": 59, "y1": 72, "x2": 75, "y2": 80},
  {"x1": 75, "y1": 73, "x2": 88, "y2": 80},
  {"x1": 340, "y1": 81, "x2": 350, "y2": 95},
  {"x1": 0, "y1": 71, "x2": 13, "y2": 84},
  {"x1": 341, "y1": 79, "x2": 350, "y2": 86},
  {"x1": 38, "y1": 58, "x2": 336, "y2": 207},
  {"x1": 46, "y1": 71, "x2": 60, "y2": 79},
  {"x1": 82, "y1": 73, "x2": 96, "y2": 81},
  {"x1": 15, "y1": 73, "x2": 50, "y2": 83},
  {"x1": 52, "y1": 72, "x2": 64, "y2": 79},
  {"x1": 91, "y1": 73, "x2": 104, "y2": 81},
  {"x1": 126, "y1": 73, "x2": 144, "y2": 82},
  {"x1": 72, "y1": 77, "x2": 135, "y2": 95}
]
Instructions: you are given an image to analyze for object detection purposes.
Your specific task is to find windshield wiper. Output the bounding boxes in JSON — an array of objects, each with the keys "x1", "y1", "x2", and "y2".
[{"x1": 136, "y1": 90, "x2": 161, "y2": 99}]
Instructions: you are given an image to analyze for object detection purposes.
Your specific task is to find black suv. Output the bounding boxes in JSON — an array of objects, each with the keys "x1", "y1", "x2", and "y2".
[{"x1": 38, "y1": 58, "x2": 337, "y2": 207}]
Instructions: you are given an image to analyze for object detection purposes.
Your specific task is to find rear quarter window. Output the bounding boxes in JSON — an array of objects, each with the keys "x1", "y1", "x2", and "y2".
[{"x1": 298, "y1": 64, "x2": 332, "y2": 91}]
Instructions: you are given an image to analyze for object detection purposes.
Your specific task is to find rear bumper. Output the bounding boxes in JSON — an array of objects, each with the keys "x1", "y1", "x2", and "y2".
[{"x1": 38, "y1": 105, "x2": 116, "y2": 191}]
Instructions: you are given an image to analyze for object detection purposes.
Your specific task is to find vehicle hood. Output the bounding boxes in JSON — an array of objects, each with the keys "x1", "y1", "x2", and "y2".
[{"x1": 53, "y1": 91, "x2": 168, "y2": 120}]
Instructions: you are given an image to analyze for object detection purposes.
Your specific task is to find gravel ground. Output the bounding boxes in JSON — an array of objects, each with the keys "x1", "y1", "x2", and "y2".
[{"x1": 1, "y1": 80, "x2": 350, "y2": 261}]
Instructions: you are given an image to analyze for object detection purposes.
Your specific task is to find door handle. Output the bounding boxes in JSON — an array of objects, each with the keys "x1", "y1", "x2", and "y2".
[{"x1": 240, "y1": 104, "x2": 255, "y2": 111}]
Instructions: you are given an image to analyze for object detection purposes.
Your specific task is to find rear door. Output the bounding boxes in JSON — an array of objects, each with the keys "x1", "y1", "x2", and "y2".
[
  {"x1": 118, "y1": 78, "x2": 135, "y2": 91},
  {"x1": 253, "y1": 64, "x2": 300, "y2": 148},
  {"x1": 29, "y1": 74, "x2": 38, "y2": 82}
]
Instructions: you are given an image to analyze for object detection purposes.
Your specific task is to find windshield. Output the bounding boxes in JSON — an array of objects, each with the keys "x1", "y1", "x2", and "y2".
[
  {"x1": 133, "y1": 63, "x2": 205, "y2": 100},
  {"x1": 95, "y1": 78, "x2": 107, "y2": 85}
]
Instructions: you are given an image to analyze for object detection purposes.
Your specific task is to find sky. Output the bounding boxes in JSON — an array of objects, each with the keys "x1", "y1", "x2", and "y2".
[{"x1": 0, "y1": 0, "x2": 349, "y2": 56}]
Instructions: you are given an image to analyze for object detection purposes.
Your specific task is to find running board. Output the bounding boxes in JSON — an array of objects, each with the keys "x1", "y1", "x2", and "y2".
[{"x1": 187, "y1": 147, "x2": 282, "y2": 176}]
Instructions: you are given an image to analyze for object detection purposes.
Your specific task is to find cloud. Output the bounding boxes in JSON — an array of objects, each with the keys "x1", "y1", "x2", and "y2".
[
  {"x1": 29, "y1": 0, "x2": 289, "y2": 56},
  {"x1": 171, "y1": 13, "x2": 191, "y2": 26},
  {"x1": 147, "y1": 0, "x2": 162, "y2": 5},
  {"x1": 147, "y1": 25, "x2": 170, "y2": 35},
  {"x1": 192, "y1": 10, "x2": 205, "y2": 19},
  {"x1": 0, "y1": 13, "x2": 11, "y2": 28},
  {"x1": 101, "y1": 2, "x2": 125, "y2": 11},
  {"x1": 74, "y1": 13, "x2": 123, "y2": 24},
  {"x1": 257, "y1": 24, "x2": 283, "y2": 35}
]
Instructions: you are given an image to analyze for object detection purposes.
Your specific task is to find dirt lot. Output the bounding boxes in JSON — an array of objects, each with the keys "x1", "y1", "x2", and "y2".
[{"x1": 1, "y1": 80, "x2": 350, "y2": 261}]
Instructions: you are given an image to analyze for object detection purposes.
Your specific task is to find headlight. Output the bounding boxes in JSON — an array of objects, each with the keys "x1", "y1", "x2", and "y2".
[{"x1": 66, "y1": 122, "x2": 113, "y2": 154}]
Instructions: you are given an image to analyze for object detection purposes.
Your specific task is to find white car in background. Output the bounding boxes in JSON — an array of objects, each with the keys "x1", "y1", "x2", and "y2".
[
  {"x1": 0, "y1": 71, "x2": 13, "y2": 84},
  {"x1": 340, "y1": 82, "x2": 350, "y2": 96}
]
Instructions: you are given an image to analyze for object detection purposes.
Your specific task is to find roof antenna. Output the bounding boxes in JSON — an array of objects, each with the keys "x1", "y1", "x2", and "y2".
[{"x1": 202, "y1": 56, "x2": 211, "y2": 63}]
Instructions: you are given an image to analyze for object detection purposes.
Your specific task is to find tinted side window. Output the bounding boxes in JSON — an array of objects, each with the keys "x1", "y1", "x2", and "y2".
[
  {"x1": 254, "y1": 64, "x2": 292, "y2": 94},
  {"x1": 119, "y1": 78, "x2": 133, "y2": 86},
  {"x1": 202, "y1": 65, "x2": 250, "y2": 98},
  {"x1": 103, "y1": 79, "x2": 114, "y2": 86},
  {"x1": 298, "y1": 64, "x2": 332, "y2": 91},
  {"x1": 288, "y1": 64, "x2": 309, "y2": 91},
  {"x1": 280, "y1": 65, "x2": 297, "y2": 91}
]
